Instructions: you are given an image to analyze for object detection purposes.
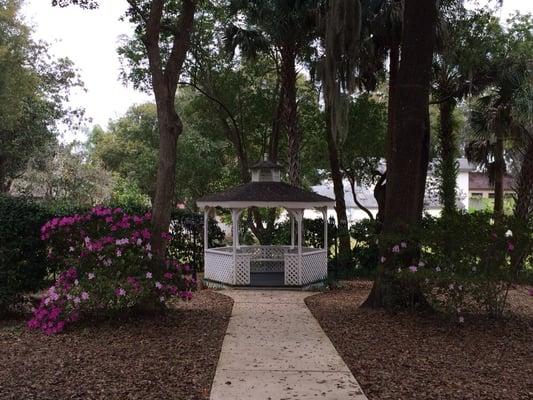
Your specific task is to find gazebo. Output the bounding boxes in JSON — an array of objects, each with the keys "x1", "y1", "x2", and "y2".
[{"x1": 197, "y1": 156, "x2": 335, "y2": 287}]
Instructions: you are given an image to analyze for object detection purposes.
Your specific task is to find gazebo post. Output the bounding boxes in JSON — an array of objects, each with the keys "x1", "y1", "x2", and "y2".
[
  {"x1": 322, "y1": 207, "x2": 328, "y2": 251},
  {"x1": 203, "y1": 207, "x2": 209, "y2": 252},
  {"x1": 290, "y1": 214, "x2": 295, "y2": 249},
  {"x1": 295, "y1": 209, "x2": 303, "y2": 285}
]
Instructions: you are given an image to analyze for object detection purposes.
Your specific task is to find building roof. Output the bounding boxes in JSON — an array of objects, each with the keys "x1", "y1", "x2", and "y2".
[
  {"x1": 249, "y1": 159, "x2": 282, "y2": 170},
  {"x1": 197, "y1": 181, "x2": 335, "y2": 209},
  {"x1": 469, "y1": 172, "x2": 515, "y2": 191}
]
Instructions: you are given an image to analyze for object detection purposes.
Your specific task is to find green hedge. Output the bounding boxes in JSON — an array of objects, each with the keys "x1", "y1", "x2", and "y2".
[{"x1": 0, "y1": 196, "x2": 224, "y2": 315}]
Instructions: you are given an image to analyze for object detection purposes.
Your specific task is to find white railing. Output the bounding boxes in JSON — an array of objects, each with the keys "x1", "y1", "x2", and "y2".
[{"x1": 205, "y1": 246, "x2": 328, "y2": 286}]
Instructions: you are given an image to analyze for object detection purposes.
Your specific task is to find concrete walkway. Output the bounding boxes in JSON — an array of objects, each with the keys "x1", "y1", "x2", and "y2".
[{"x1": 210, "y1": 290, "x2": 367, "y2": 400}]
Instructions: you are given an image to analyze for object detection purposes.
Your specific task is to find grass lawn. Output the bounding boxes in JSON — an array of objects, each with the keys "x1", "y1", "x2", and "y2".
[
  {"x1": 306, "y1": 280, "x2": 533, "y2": 400},
  {"x1": 0, "y1": 290, "x2": 232, "y2": 400}
]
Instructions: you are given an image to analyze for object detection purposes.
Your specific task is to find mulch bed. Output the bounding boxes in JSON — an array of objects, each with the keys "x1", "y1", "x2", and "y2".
[
  {"x1": 306, "y1": 280, "x2": 533, "y2": 400},
  {"x1": 0, "y1": 290, "x2": 233, "y2": 400}
]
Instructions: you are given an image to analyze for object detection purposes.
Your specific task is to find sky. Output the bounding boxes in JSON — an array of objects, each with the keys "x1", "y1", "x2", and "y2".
[{"x1": 22, "y1": 0, "x2": 533, "y2": 143}]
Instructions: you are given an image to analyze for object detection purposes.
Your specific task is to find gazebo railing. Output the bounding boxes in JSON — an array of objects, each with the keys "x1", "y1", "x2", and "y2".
[{"x1": 204, "y1": 245, "x2": 327, "y2": 286}]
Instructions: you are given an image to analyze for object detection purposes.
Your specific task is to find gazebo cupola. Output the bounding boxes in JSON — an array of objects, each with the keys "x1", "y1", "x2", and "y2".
[
  {"x1": 250, "y1": 154, "x2": 281, "y2": 182},
  {"x1": 197, "y1": 156, "x2": 334, "y2": 288}
]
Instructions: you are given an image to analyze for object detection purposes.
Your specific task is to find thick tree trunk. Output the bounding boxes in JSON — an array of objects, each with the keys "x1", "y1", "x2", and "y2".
[
  {"x1": 151, "y1": 96, "x2": 183, "y2": 257},
  {"x1": 438, "y1": 100, "x2": 457, "y2": 215},
  {"x1": 493, "y1": 131, "x2": 505, "y2": 217},
  {"x1": 143, "y1": 0, "x2": 197, "y2": 258},
  {"x1": 280, "y1": 44, "x2": 300, "y2": 187},
  {"x1": 325, "y1": 104, "x2": 352, "y2": 271},
  {"x1": 363, "y1": 0, "x2": 437, "y2": 309}
]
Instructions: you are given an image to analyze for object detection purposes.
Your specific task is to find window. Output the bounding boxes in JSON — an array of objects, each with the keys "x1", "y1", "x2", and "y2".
[{"x1": 470, "y1": 192, "x2": 483, "y2": 199}]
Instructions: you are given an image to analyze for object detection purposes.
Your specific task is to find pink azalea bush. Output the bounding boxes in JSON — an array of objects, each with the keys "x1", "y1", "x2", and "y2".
[
  {"x1": 380, "y1": 211, "x2": 531, "y2": 320},
  {"x1": 28, "y1": 206, "x2": 194, "y2": 335}
]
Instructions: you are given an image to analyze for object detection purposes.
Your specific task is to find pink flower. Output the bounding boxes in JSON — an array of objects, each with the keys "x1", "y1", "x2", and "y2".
[
  {"x1": 392, "y1": 245, "x2": 400, "y2": 253},
  {"x1": 155, "y1": 281, "x2": 162, "y2": 289},
  {"x1": 507, "y1": 242, "x2": 514, "y2": 252},
  {"x1": 115, "y1": 288, "x2": 126, "y2": 297},
  {"x1": 527, "y1": 288, "x2": 533, "y2": 297},
  {"x1": 400, "y1": 241, "x2": 407, "y2": 248},
  {"x1": 81, "y1": 292, "x2": 89, "y2": 301},
  {"x1": 164, "y1": 272, "x2": 173, "y2": 280},
  {"x1": 380, "y1": 256, "x2": 386, "y2": 263},
  {"x1": 459, "y1": 316, "x2": 465, "y2": 323},
  {"x1": 73, "y1": 297, "x2": 81, "y2": 305},
  {"x1": 408, "y1": 265, "x2": 417, "y2": 273},
  {"x1": 146, "y1": 272, "x2": 153, "y2": 279},
  {"x1": 88, "y1": 272, "x2": 95, "y2": 280}
]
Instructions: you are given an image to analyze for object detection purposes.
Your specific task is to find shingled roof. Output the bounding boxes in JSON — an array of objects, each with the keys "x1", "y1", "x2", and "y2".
[{"x1": 197, "y1": 181, "x2": 335, "y2": 208}]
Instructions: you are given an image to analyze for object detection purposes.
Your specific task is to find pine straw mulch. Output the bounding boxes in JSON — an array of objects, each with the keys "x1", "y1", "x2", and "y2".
[
  {"x1": 0, "y1": 290, "x2": 233, "y2": 400},
  {"x1": 306, "y1": 280, "x2": 533, "y2": 400}
]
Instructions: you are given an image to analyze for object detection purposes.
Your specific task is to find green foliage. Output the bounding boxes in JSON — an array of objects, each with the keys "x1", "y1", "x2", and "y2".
[
  {"x1": 11, "y1": 142, "x2": 112, "y2": 205},
  {"x1": 349, "y1": 219, "x2": 379, "y2": 275},
  {"x1": 0, "y1": 195, "x2": 224, "y2": 315},
  {"x1": 0, "y1": 0, "x2": 84, "y2": 191},
  {"x1": 0, "y1": 196, "x2": 50, "y2": 314},
  {"x1": 375, "y1": 211, "x2": 532, "y2": 317},
  {"x1": 340, "y1": 94, "x2": 387, "y2": 185}
]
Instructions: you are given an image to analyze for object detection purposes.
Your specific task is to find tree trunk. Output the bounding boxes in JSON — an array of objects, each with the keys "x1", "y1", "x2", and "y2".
[
  {"x1": 325, "y1": 104, "x2": 352, "y2": 271},
  {"x1": 363, "y1": 0, "x2": 437, "y2": 309},
  {"x1": 512, "y1": 137, "x2": 533, "y2": 270},
  {"x1": 438, "y1": 100, "x2": 457, "y2": 215},
  {"x1": 280, "y1": 44, "x2": 300, "y2": 187},
  {"x1": 144, "y1": 0, "x2": 197, "y2": 258},
  {"x1": 0, "y1": 155, "x2": 9, "y2": 193},
  {"x1": 493, "y1": 131, "x2": 505, "y2": 217},
  {"x1": 514, "y1": 136, "x2": 533, "y2": 222},
  {"x1": 348, "y1": 176, "x2": 374, "y2": 220}
]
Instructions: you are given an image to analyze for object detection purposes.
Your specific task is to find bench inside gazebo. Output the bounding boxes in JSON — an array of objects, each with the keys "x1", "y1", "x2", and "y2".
[{"x1": 197, "y1": 157, "x2": 335, "y2": 288}]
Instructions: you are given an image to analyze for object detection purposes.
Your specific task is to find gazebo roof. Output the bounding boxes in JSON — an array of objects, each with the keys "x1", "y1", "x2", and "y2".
[{"x1": 196, "y1": 181, "x2": 335, "y2": 209}]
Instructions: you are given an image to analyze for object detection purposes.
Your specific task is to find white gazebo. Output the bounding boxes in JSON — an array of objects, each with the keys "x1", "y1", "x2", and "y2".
[{"x1": 197, "y1": 157, "x2": 335, "y2": 287}]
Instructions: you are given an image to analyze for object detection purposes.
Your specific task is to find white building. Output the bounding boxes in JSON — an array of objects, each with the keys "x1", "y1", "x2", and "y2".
[{"x1": 307, "y1": 158, "x2": 512, "y2": 224}]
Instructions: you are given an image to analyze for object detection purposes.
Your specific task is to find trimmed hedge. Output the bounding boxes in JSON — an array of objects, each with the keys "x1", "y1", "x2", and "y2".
[{"x1": 0, "y1": 196, "x2": 224, "y2": 315}]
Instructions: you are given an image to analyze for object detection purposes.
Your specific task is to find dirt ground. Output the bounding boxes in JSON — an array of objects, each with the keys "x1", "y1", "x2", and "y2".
[
  {"x1": 0, "y1": 290, "x2": 233, "y2": 400},
  {"x1": 306, "y1": 280, "x2": 533, "y2": 400}
]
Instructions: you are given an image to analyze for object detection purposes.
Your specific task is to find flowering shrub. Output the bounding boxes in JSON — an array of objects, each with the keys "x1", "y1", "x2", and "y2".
[
  {"x1": 28, "y1": 206, "x2": 194, "y2": 334},
  {"x1": 377, "y1": 211, "x2": 532, "y2": 321}
]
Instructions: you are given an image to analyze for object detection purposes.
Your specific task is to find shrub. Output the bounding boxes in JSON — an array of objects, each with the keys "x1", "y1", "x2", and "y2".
[
  {"x1": 28, "y1": 206, "x2": 194, "y2": 334},
  {"x1": 349, "y1": 219, "x2": 379, "y2": 274},
  {"x1": 0, "y1": 196, "x2": 50, "y2": 315},
  {"x1": 380, "y1": 211, "x2": 532, "y2": 319}
]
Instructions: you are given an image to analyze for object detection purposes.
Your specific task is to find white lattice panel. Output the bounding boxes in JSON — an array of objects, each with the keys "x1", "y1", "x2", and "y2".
[
  {"x1": 284, "y1": 254, "x2": 300, "y2": 285},
  {"x1": 205, "y1": 250, "x2": 234, "y2": 284},
  {"x1": 235, "y1": 254, "x2": 251, "y2": 285},
  {"x1": 301, "y1": 250, "x2": 328, "y2": 285}
]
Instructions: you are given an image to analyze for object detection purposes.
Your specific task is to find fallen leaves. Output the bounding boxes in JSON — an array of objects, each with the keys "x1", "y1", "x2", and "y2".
[
  {"x1": 306, "y1": 280, "x2": 533, "y2": 400},
  {"x1": 0, "y1": 290, "x2": 232, "y2": 400}
]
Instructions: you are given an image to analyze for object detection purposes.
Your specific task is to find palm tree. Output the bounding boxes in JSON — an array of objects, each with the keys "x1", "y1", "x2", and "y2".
[
  {"x1": 431, "y1": 8, "x2": 502, "y2": 216},
  {"x1": 225, "y1": 0, "x2": 319, "y2": 187},
  {"x1": 466, "y1": 59, "x2": 530, "y2": 217}
]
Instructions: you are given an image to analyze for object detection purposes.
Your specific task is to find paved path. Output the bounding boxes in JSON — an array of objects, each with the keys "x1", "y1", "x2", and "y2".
[{"x1": 210, "y1": 290, "x2": 367, "y2": 400}]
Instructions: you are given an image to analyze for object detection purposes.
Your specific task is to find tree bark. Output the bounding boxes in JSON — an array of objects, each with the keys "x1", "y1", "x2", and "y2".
[
  {"x1": 514, "y1": 136, "x2": 533, "y2": 222},
  {"x1": 363, "y1": 0, "x2": 437, "y2": 309},
  {"x1": 438, "y1": 100, "x2": 457, "y2": 215},
  {"x1": 493, "y1": 130, "x2": 505, "y2": 217},
  {"x1": 348, "y1": 176, "x2": 374, "y2": 220},
  {"x1": 325, "y1": 104, "x2": 352, "y2": 271},
  {"x1": 280, "y1": 44, "x2": 300, "y2": 187}
]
